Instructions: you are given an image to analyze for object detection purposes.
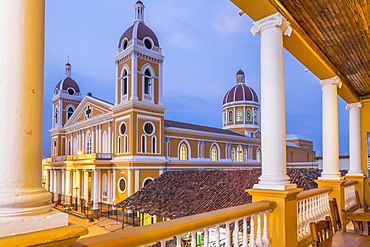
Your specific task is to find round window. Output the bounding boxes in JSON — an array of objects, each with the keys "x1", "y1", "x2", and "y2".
[
  {"x1": 144, "y1": 38, "x2": 153, "y2": 49},
  {"x1": 118, "y1": 177, "x2": 126, "y2": 193},
  {"x1": 143, "y1": 178, "x2": 153, "y2": 187},
  {"x1": 122, "y1": 39, "x2": 128, "y2": 50},
  {"x1": 144, "y1": 122, "x2": 154, "y2": 135},
  {"x1": 68, "y1": 88, "x2": 75, "y2": 95},
  {"x1": 120, "y1": 122, "x2": 127, "y2": 136}
]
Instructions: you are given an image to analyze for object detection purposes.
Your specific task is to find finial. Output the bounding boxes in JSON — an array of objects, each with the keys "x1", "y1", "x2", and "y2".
[
  {"x1": 65, "y1": 60, "x2": 72, "y2": 78},
  {"x1": 134, "y1": 1, "x2": 145, "y2": 23}
]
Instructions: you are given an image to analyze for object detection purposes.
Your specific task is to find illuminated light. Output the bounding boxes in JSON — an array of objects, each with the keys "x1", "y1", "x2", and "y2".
[{"x1": 77, "y1": 151, "x2": 83, "y2": 155}]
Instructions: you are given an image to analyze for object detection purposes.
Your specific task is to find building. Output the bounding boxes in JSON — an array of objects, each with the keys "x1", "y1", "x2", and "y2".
[{"x1": 42, "y1": 1, "x2": 316, "y2": 211}]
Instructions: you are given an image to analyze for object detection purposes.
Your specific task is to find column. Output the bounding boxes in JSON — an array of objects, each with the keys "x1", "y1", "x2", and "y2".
[
  {"x1": 112, "y1": 169, "x2": 117, "y2": 206},
  {"x1": 91, "y1": 126, "x2": 95, "y2": 153},
  {"x1": 75, "y1": 170, "x2": 81, "y2": 202},
  {"x1": 251, "y1": 13, "x2": 296, "y2": 190},
  {"x1": 135, "y1": 169, "x2": 140, "y2": 192},
  {"x1": 158, "y1": 60, "x2": 164, "y2": 105},
  {"x1": 128, "y1": 168, "x2": 132, "y2": 197},
  {"x1": 45, "y1": 169, "x2": 50, "y2": 192},
  {"x1": 83, "y1": 170, "x2": 89, "y2": 200},
  {"x1": 107, "y1": 170, "x2": 112, "y2": 203},
  {"x1": 50, "y1": 170, "x2": 55, "y2": 194},
  {"x1": 0, "y1": 0, "x2": 68, "y2": 237},
  {"x1": 81, "y1": 130, "x2": 85, "y2": 153},
  {"x1": 55, "y1": 170, "x2": 61, "y2": 195},
  {"x1": 65, "y1": 170, "x2": 71, "y2": 197},
  {"x1": 131, "y1": 52, "x2": 138, "y2": 100},
  {"x1": 61, "y1": 170, "x2": 66, "y2": 202},
  {"x1": 93, "y1": 169, "x2": 100, "y2": 210},
  {"x1": 346, "y1": 102, "x2": 363, "y2": 176},
  {"x1": 319, "y1": 77, "x2": 342, "y2": 180},
  {"x1": 108, "y1": 122, "x2": 111, "y2": 153}
]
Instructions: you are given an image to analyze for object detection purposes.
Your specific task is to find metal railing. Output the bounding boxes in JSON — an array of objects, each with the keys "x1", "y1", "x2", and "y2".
[{"x1": 50, "y1": 153, "x2": 113, "y2": 162}]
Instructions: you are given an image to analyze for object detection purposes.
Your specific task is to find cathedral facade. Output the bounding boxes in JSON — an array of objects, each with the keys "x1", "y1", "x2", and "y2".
[{"x1": 43, "y1": 1, "x2": 316, "y2": 209}]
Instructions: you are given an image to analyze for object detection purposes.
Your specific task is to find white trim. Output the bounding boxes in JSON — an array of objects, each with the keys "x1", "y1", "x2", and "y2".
[
  {"x1": 137, "y1": 114, "x2": 161, "y2": 122},
  {"x1": 143, "y1": 121, "x2": 155, "y2": 136},
  {"x1": 142, "y1": 177, "x2": 154, "y2": 188},
  {"x1": 117, "y1": 177, "x2": 127, "y2": 193}
]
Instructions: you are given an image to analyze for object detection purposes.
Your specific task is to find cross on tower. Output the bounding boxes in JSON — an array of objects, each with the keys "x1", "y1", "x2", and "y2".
[{"x1": 85, "y1": 105, "x2": 92, "y2": 119}]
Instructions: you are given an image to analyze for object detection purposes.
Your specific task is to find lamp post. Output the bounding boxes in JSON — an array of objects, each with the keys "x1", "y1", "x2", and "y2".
[{"x1": 74, "y1": 187, "x2": 79, "y2": 211}]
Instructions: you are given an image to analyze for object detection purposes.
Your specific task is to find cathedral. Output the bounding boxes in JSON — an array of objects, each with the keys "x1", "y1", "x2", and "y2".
[{"x1": 43, "y1": 1, "x2": 316, "y2": 210}]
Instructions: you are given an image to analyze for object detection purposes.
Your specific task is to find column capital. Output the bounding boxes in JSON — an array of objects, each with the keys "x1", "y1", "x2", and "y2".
[
  {"x1": 346, "y1": 102, "x2": 362, "y2": 110},
  {"x1": 251, "y1": 13, "x2": 292, "y2": 36},
  {"x1": 320, "y1": 76, "x2": 342, "y2": 88}
]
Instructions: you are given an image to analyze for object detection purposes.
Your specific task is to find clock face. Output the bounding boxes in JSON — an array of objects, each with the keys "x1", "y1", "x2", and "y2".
[{"x1": 144, "y1": 122, "x2": 154, "y2": 135}]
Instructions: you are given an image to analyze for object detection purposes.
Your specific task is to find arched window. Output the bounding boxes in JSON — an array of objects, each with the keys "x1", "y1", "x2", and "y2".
[
  {"x1": 144, "y1": 69, "x2": 152, "y2": 95},
  {"x1": 124, "y1": 135, "x2": 128, "y2": 153},
  {"x1": 254, "y1": 109, "x2": 258, "y2": 122},
  {"x1": 231, "y1": 148, "x2": 235, "y2": 162},
  {"x1": 68, "y1": 140, "x2": 72, "y2": 155},
  {"x1": 228, "y1": 111, "x2": 233, "y2": 122},
  {"x1": 73, "y1": 138, "x2": 78, "y2": 155},
  {"x1": 211, "y1": 146, "x2": 218, "y2": 161},
  {"x1": 117, "y1": 136, "x2": 121, "y2": 153},
  {"x1": 237, "y1": 109, "x2": 242, "y2": 121},
  {"x1": 152, "y1": 136, "x2": 156, "y2": 153},
  {"x1": 256, "y1": 149, "x2": 261, "y2": 162},
  {"x1": 179, "y1": 144, "x2": 187, "y2": 161},
  {"x1": 237, "y1": 146, "x2": 242, "y2": 162},
  {"x1": 54, "y1": 106, "x2": 59, "y2": 126},
  {"x1": 102, "y1": 131, "x2": 108, "y2": 153},
  {"x1": 53, "y1": 140, "x2": 57, "y2": 156},
  {"x1": 66, "y1": 106, "x2": 74, "y2": 121},
  {"x1": 246, "y1": 109, "x2": 251, "y2": 121},
  {"x1": 86, "y1": 132, "x2": 92, "y2": 154},
  {"x1": 243, "y1": 149, "x2": 248, "y2": 162},
  {"x1": 122, "y1": 69, "x2": 128, "y2": 97},
  {"x1": 142, "y1": 177, "x2": 154, "y2": 187},
  {"x1": 223, "y1": 112, "x2": 226, "y2": 124},
  {"x1": 142, "y1": 135, "x2": 146, "y2": 153}
]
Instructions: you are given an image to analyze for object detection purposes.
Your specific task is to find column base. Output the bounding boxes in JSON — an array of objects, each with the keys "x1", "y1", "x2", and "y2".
[
  {"x1": 0, "y1": 210, "x2": 68, "y2": 238},
  {"x1": 253, "y1": 183, "x2": 297, "y2": 190},
  {"x1": 346, "y1": 172, "x2": 365, "y2": 177},
  {"x1": 0, "y1": 225, "x2": 88, "y2": 247}
]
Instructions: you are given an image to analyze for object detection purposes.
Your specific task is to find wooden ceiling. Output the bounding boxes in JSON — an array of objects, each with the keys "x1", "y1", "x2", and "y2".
[{"x1": 271, "y1": 0, "x2": 370, "y2": 98}]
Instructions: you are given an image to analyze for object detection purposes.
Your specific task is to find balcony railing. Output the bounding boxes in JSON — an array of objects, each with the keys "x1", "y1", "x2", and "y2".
[
  {"x1": 73, "y1": 201, "x2": 276, "y2": 247},
  {"x1": 50, "y1": 153, "x2": 113, "y2": 162},
  {"x1": 296, "y1": 186, "x2": 333, "y2": 245},
  {"x1": 344, "y1": 180, "x2": 358, "y2": 211}
]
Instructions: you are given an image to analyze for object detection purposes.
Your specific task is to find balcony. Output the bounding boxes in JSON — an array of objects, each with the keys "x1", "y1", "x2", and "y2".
[{"x1": 50, "y1": 153, "x2": 113, "y2": 162}]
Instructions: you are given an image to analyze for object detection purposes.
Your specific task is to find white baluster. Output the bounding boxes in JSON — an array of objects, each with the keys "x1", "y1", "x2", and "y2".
[
  {"x1": 234, "y1": 219, "x2": 239, "y2": 247},
  {"x1": 297, "y1": 200, "x2": 303, "y2": 240},
  {"x1": 243, "y1": 217, "x2": 248, "y2": 247},
  {"x1": 176, "y1": 235, "x2": 182, "y2": 247},
  {"x1": 256, "y1": 214, "x2": 263, "y2": 247},
  {"x1": 249, "y1": 216, "x2": 256, "y2": 247},
  {"x1": 262, "y1": 212, "x2": 270, "y2": 247},
  {"x1": 160, "y1": 240, "x2": 166, "y2": 247},
  {"x1": 204, "y1": 228, "x2": 209, "y2": 247},
  {"x1": 216, "y1": 224, "x2": 220, "y2": 247},
  {"x1": 191, "y1": 231, "x2": 197, "y2": 247},
  {"x1": 226, "y1": 222, "x2": 231, "y2": 247}
]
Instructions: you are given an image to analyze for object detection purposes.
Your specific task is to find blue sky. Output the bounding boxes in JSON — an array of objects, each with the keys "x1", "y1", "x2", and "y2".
[{"x1": 43, "y1": 0, "x2": 349, "y2": 158}]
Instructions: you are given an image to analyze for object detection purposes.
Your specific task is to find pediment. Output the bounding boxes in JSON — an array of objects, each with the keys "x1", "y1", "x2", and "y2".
[{"x1": 65, "y1": 96, "x2": 113, "y2": 127}]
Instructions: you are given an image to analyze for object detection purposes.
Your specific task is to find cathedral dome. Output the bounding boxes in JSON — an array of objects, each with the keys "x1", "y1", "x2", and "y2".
[
  {"x1": 223, "y1": 70, "x2": 258, "y2": 104},
  {"x1": 54, "y1": 63, "x2": 80, "y2": 96},
  {"x1": 117, "y1": 1, "x2": 159, "y2": 50}
]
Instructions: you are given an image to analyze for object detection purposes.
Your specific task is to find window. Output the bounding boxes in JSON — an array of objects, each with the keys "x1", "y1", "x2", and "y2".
[
  {"x1": 118, "y1": 177, "x2": 126, "y2": 193},
  {"x1": 246, "y1": 109, "x2": 251, "y2": 121},
  {"x1": 237, "y1": 146, "x2": 242, "y2": 162},
  {"x1": 124, "y1": 135, "x2": 128, "y2": 153},
  {"x1": 142, "y1": 135, "x2": 146, "y2": 153},
  {"x1": 54, "y1": 107, "x2": 58, "y2": 126},
  {"x1": 223, "y1": 112, "x2": 226, "y2": 124},
  {"x1": 67, "y1": 88, "x2": 75, "y2": 95},
  {"x1": 254, "y1": 109, "x2": 258, "y2": 122},
  {"x1": 228, "y1": 111, "x2": 233, "y2": 122},
  {"x1": 231, "y1": 148, "x2": 235, "y2": 162},
  {"x1": 144, "y1": 38, "x2": 153, "y2": 49},
  {"x1": 142, "y1": 177, "x2": 154, "y2": 187},
  {"x1": 122, "y1": 39, "x2": 128, "y2": 50},
  {"x1": 257, "y1": 149, "x2": 261, "y2": 162},
  {"x1": 67, "y1": 107, "x2": 74, "y2": 121},
  {"x1": 144, "y1": 69, "x2": 152, "y2": 95},
  {"x1": 86, "y1": 132, "x2": 92, "y2": 154},
  {"x1": 102, "y1": 131, "x2": 108, "y2": 153},
  {"x1": 237, "y1": 110, "x2": 242, "y2": 121},
  {"x1": 211, "y1": 146, "x2": 218, "y2": 161},
  {"x1": 180, "y1": 144, "x2": 187, "y2": 161},
  {"x1": 122, "y1": 69, "x2": 128, "y2": 97},
  {"x1": 243, "y1": 149, "x2": 248, "y2": 162},
  {"x1": 117, "y1": 136, "x2": 121, "y2": 153},
  {"x1": 144, "y1": 122, "x2": 154, "y2": 135},
  {"x1": 152, "y1": 136, "x2": 156, "y2": 153},
  {"x1": 102, "y1": 173, "x2": 108, "y2": 198},
  {"x1": 120, "y1": 122, "x2": 127, "y2": 136}
]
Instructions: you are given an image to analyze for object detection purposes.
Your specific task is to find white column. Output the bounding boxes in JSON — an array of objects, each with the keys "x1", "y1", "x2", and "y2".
[
  {"x1": 131, "y1": 52, "x2": 138, "y2": 100},
  {"x1": 135, "y1": 169, "x2": 140, "y2": 192},
  {"x1": 75, "y1": 170, "x2": 81, "y2": 202},
  {"x1": 93, "y1": 169, "x2": 100, "y2": 210},
  {"x1": 158, "y1": 61, "x2": 164, "y2": 105},
  {"x1": 128, "y1": 168, "x2": 132, "y2": 197},
  {"x1": 0, "y1": 0, "x2": 67, "y2": 237},
  {"x1": 346, "y1": 102, "x2": 363, "y2": 176},
  {"x1": 112, "y1": 169, "x2": 117, "y2": 206},
  {"x1": 72, "y1": 170, "x2": 76, "y2": 198},
  {"x1": 50, "y1": 170, "x2": 55, "y2": 194},
  {"x1": 45, "y1": 169, "x2": 50, "y2": 192},
  {"x1": 83, "y1": 170, "x2": 89, "y2": 200},
  {"x1": 81, "y1": 130, "x2": 85, "y2": 153},
  {"x1": 319, "y1": 77, "x2": 342, "y2": 180},
  {"x1": 55, "y1": 170, "x2": 61, "y2": 195},
  {"x1": 61, "y1": 170, "x2": 66, "y2": 198},
  {"x1": 98, "y1": 170, "x2": 101, "y2": 203},
  {"x1": 65, "y1": 170, "x2": 71, "y2": 197},
  {"x1": 251, "y1": 13, "x2": 296, "y2": 190},
  {"x1": 91, "y1": 126, "x2": 95, "y2": 153},
  {"x1": 108, "y1": 122, "x2": 112, "y2": 153},
  {"x1": 107, "y1": 170, "x2": 112, "y2": 203}
]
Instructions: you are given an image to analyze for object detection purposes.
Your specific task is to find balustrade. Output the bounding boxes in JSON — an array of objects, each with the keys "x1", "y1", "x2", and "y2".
[{"x1": 344, "y1": 181, "x2": 358, "y2": 211}]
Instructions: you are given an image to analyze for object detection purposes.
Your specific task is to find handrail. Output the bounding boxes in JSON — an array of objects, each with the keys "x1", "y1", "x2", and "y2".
[
  {"x1": 344, "y1": 180, "x2": 358, "y2": 187},
  {"x1": 72, "y1": 200, "x2": 276, "y2": 247},
  {"x1": 297, "y1": 186, "x2": 333, "y2": 201}
]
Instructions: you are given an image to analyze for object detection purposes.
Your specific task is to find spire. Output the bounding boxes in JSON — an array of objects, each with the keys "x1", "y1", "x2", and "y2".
[
  {"x1": 65, "y1": 62, "x2": 71, "y2": 78},
  {"x1": 134, "y1": 1, "x2": 145, "y2": 23},
  {"x1": 236, "y1": 69, "x2": 245, "y2": 84}
]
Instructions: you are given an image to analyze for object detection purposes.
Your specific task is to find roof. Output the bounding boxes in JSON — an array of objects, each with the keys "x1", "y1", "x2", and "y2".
[
  {"x1": 164, "y1": 119, "x2": 245, "y2": 137},
  {"x1": 118, "y1": 22, "x2": 159, "y2": 49},
  {"x1": 55, "y1": 77, "x2": 80, "y2": 93},
  {"x1": 117, "y1": 168, "x2": 321, "y2": 219},
  {"x1": 223, "y1": 84, "x2": 259, "y2": 104},
  {"x1": 286, "y1": 134, "x2": 312, "y2": 142}
]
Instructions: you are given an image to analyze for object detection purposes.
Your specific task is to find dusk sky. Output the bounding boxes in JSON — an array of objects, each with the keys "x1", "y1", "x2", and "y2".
[{"x1": 43, "y1": 0, "x2": 350, "y2": 158}]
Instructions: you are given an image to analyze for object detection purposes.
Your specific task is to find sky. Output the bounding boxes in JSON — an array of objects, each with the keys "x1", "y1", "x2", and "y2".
[{"x1": 43, "y1": 0, "x2": 350, "y2": 158}]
